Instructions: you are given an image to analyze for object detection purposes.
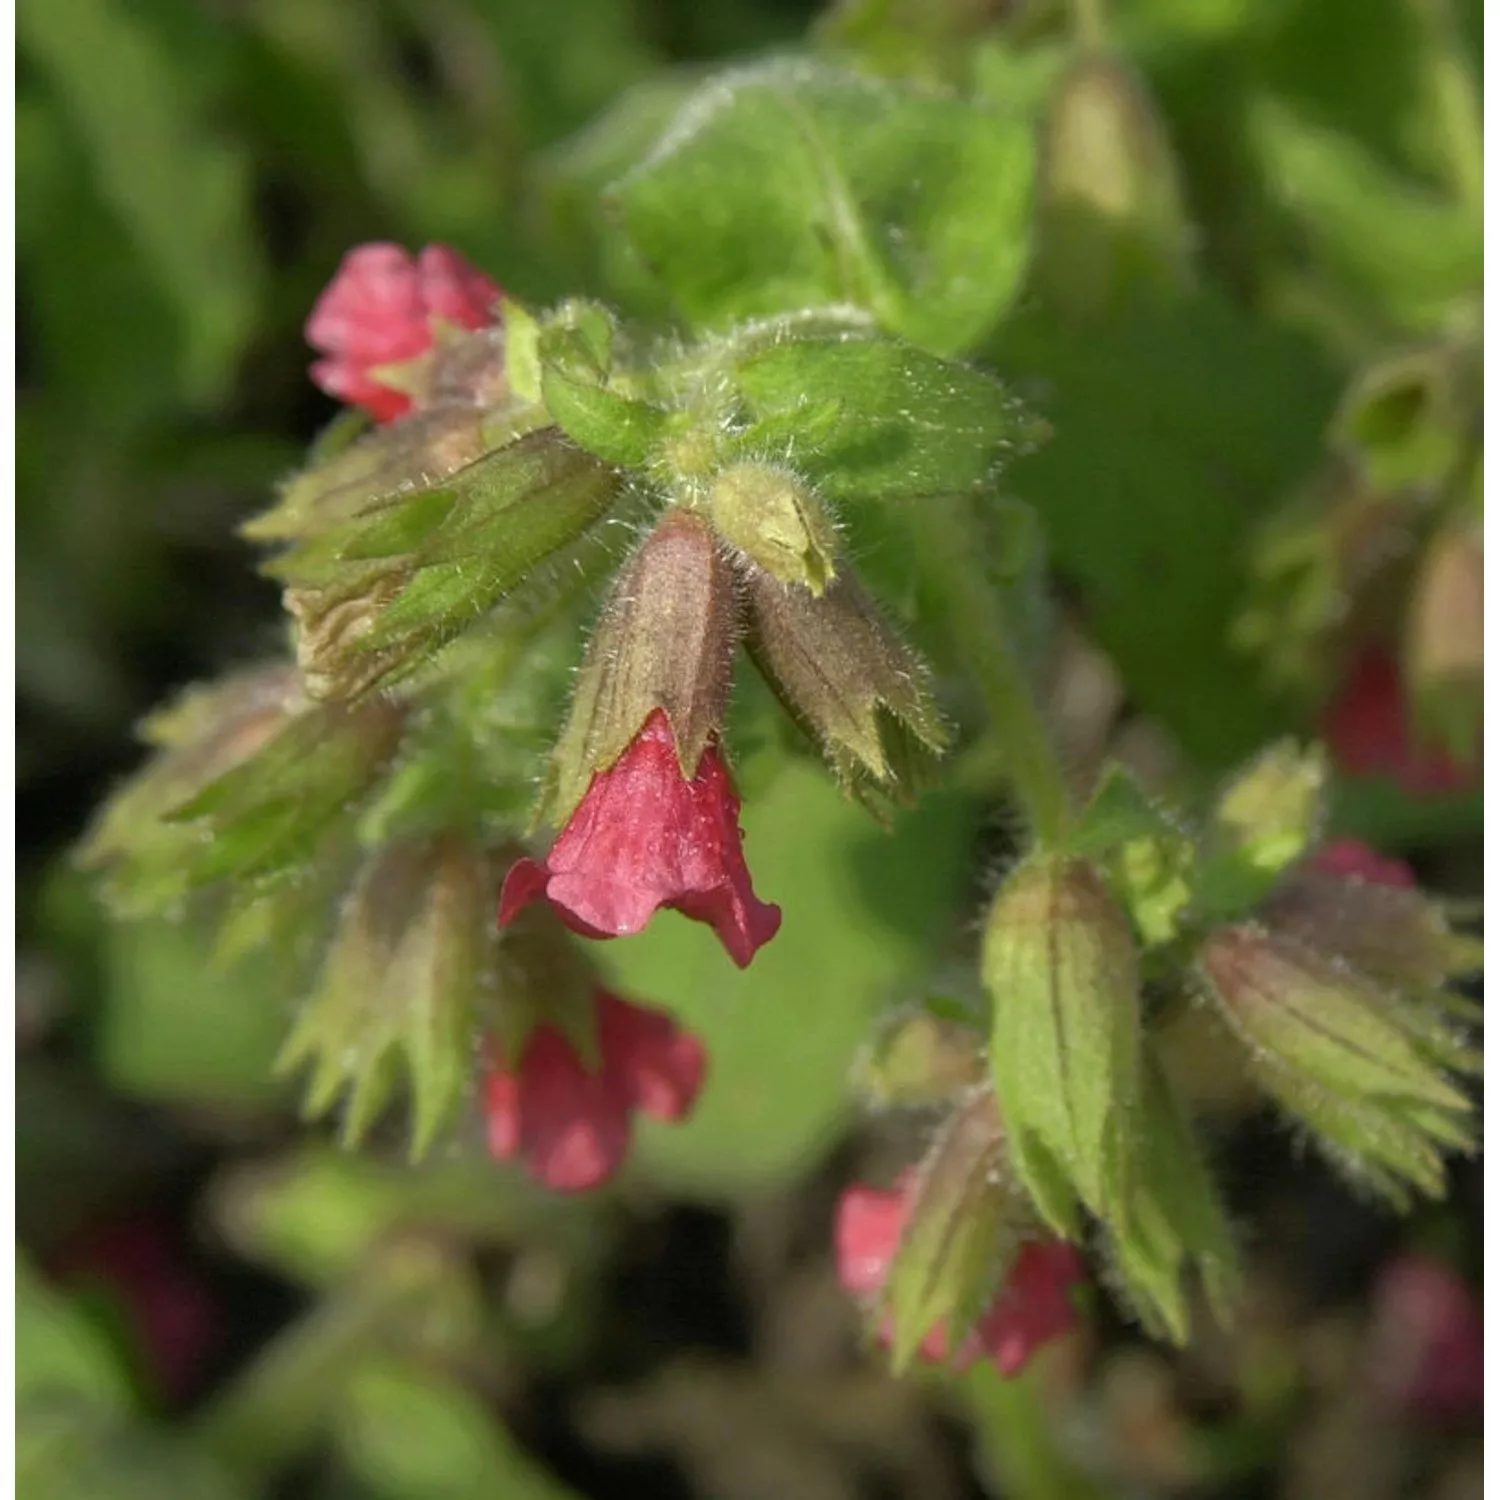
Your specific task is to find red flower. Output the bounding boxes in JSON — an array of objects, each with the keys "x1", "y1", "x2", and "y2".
[
  {"x1": 1322, "y1": 648, "x2": 1477, "y2": 797},
  {"x1": 499, "y1": 710, "x2": 781, "y2": 969},
  {"x1": 1311, "y1": 837, "x2": 1416, "y2": 890},
  {"x1": 305, "y1": 242, "x2": 501, "y2": 422},
  {"x1": 1367, "y1": 1253, "x2": 1483, "y2": 1424},
  {"x1": 834, "y1": 1179, "x2": 1086, "y2": 1377},
  {"x1": 484, "y1": 988, "x2": 707, "y2": 1192}
]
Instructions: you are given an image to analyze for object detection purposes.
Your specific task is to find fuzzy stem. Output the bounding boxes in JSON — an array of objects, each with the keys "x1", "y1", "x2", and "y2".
[{"x1": 917, "y1": 498, "x2": 1072, "y2": 846}]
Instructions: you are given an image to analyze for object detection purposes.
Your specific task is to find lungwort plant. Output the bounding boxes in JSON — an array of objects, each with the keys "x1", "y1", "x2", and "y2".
[{"x1": 80, "y1": 11, "x2": 1481, "y2": 1394}]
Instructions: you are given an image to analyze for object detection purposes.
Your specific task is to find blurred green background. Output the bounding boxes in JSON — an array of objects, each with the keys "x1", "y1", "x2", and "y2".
[{"x1": 16, "y1": 0, "x2": 1482, "y2": 1497}]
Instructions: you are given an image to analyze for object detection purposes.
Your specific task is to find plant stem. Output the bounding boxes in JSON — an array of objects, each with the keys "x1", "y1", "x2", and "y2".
[
  {"x1": 966, "y1": 1362, "x2": 1108, "y2": 1500},
  {"x1": 917, "y1": 498, "x2": 1072, "y2": 846}
]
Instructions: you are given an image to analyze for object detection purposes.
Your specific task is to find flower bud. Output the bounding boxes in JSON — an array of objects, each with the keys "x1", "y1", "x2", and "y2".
[
  {"x1": 1033, "y1": 53, "x2": 1193, "y2": 319},
  {"x1": 1200, "y1": 741, "x2": 1326, "y2": 916},
  {"x1": 546, "y1": 508, "x2": 739, "y2": 819},
  {"x1": 1198, "y1": 924, "x2": 1476, "y2": 1204},
  {"x1": 1106, "y1": 1053, "x2": 1239, "y2": 1343},
  {"x1": 880, "y1": 1091, "x2": 1021, "y2": 1371},
  {"x1": 277, "y1": 834, "x2": 497, "y2": 1158},
  {"x1": 852, "y1": 1004, "x2": 986, "y2": 1112},
  {"x1": 1264, "y1": 853, "x2": 1466, "y2": 997},
  {"x1": 982, "y1": 855, "x2": 1142, "y2": 1236},
  {"x1": 77, "y1": 664, "x2": 304, "y2": 914},
  {"x1": 1403, "y1": 523, "x2": 1482, "y2": 767},
  {"x1": 708, "y1": 464, "x2": 840, "y2": 594},
  {"x1": 742, "y1": 566, "x2": 946, "y2": 803}
]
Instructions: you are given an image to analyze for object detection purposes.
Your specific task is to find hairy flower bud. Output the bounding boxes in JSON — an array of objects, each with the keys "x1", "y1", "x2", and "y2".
[
  {"x1": 1198, "y1": 924, "x2": 1476, "y2": 1204},
  {"x1": 546, "y1": 509, "x2": 740, "y2": 821},
  {"x1": 277, "y1": 835, "x2": 497, "y2": 1157},
  {"x1": 78, "y1": 664, "x2": 304, "y2": 913},
  {"x1": 836, "y1": 1107, "x2": 1086, "y2": 1378},
  {"x1": 1265, "y1": 847, "x2": 1468, "y2": 997},
  {"x1": 982, "y1": 855, "x2": 1142, "y2": 1236},
  {"x1": 1034, "y1": 53, "x2": 1193, "y2": 318},
  {"x1": 1403, "y1": 524, "x2": 1482, "y2": 767},
  {"x1": 708, "y1": 464, "x2": 839, "y2": 594},
  {"x1": 1206, "y1": 740, "x2": 1327, "y2": 901},
  {"x1": 853, "y1": 1005, "x2": 986, "y2": 1112},
  {"x1": 743, "y1": 566, "x2": 946, "y2": 802}
]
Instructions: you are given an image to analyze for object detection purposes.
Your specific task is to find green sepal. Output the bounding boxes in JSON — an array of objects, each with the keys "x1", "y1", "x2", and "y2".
[
  {"x1": 883, "y1": 1092, "x2": 1020, "y2": 1373},
  {"x1": 276, "y1": 835, "x2": 496, "y2": 1160},
  {"x1": 1108, "y1": 1051, "x2": 1240, "y2": 1343},
  {"x1": 983, "y1": 855, "x2": 1142, "y2": 1238}
]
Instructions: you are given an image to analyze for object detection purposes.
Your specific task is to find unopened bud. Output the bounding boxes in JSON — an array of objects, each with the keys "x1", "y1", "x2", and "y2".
[
  {"x1": 77, "y1": 664, "x2": 305, "y2": 914},
  {"x1": 1403, "y1": 524, "x2": 1482, "y2": 765},
  {"x1": 1034, "y1": 53, "x2": 1193, "y2": 318},
  {"x1": 853, "y1": 1005, "x2": 986, "y2": 1111},
  {"x1": 743, "y1": 567, "x2": 945, "y2": 802},
  {"x1": 546, "y1": 509, "x2": 739, "y2": 820},
  {"x1": 1263, "y1": 862, "x2": 1466, "y2": 996},
  {"x1": 1200, "y1": 741, "x2": 1326, "y2": 916},
  {"x1": 1108, "y1": 1053, "x2": 1239, "y2": 1342},
  {"x1": 882, "y1": 1091, "x2": 1026, "y2": 1372},
  {"x1": 982, "y1": 855, "x2": 1141, "y2": 1236},
  {"x1": 708, "y1": 464, "x2": 839, "y2": 594},
  {"x1": 277, "y1": 835, "x2": 498, "y2": 1157},
  {"x1": 1198, "y1": 924, "x2": 1476, "y2": 1204}
]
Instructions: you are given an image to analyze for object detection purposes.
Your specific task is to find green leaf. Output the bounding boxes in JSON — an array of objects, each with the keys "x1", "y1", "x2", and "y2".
[
  {"x1": 1248, "y1": 97, "x2": 1480, "y2": 334},
  {"x1": 989, "y1": 293, "x2": 1338, "y2": 768},
  {"x1": 19, "y1": 0, "x2": 262, "y2": 401},
  {"x1": 336, "y1": 1360, "x2": 581, "y2": 1500},
  {"x1": 16, "y1": 1256, "x2": 133, "y2": 1413},
  {"x1": 728, "y1": 322, "x2": 1043, "y2": 503},
  {"x1": 19, "y1": 1399, "x2": 253, "y2": 1500},
  {"x1": 611, "y1": 60, "x2": 1036, "y2": 353},
  {"x1": 97, "y1": 917, "x2": 292, "y2": 1112},
  {"x1": 1063, "y1": 764, "x2": 1183, "y2": 859},
  {"x1": 600, "y1": 763, "x2": 980, "y2": 1196}
]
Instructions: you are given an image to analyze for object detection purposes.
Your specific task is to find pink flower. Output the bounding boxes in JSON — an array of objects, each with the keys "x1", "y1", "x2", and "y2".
[
  {"x1": 1311, "y1": 837, "x2": 1417, "y2": 890},
  {"x1": 1322, "y1": 648, "x2": 1477, "y2": 797},
  {"x1": 1367, "y1": 1253, "x2": 1483, "y2": 1424},
  {"x1": 499, "y1": 710, "x2": 781, "y2": 969},
  {"x1": 834, "y1": 1179, "x2": 1086, "y2": 1377},
  {"x1": 305, "y1": 243, "x2": 502, "y2": 422},
  {"x1": 484, "y1": 988, "x2": 707, "y2": 1192}
]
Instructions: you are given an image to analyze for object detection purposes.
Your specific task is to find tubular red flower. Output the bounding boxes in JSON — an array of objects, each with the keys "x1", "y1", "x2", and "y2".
[
  {"x1": 305, "y1": 243, "x2": 501, "y2": 422},
  {"x1": 1322, "y1": 648, "x2": 1477, "y2": 797},
  {"x1": 499, "y1": 710, "x2": 781, "y2": 968},
  {"x1": 834, "y1": 1179, "x2": 1085, "y2": 1377},
  {"x1": 1312, "y1": 837, "x2": 1416, "y2": 890},
  {"x1": 483, "y1": 988, "x2": 707, "y2": 1193}
]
